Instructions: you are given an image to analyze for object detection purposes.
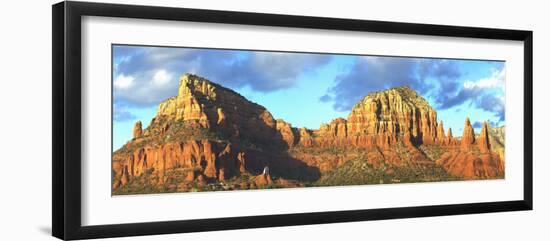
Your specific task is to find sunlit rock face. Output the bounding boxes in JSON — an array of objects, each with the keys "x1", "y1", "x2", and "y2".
[
  {"x1": 436, "y1": 120, "x2": 504, "y2": 179},
  {"x1": 112, "y1": 74, "x2": 505, "y2": 193}
]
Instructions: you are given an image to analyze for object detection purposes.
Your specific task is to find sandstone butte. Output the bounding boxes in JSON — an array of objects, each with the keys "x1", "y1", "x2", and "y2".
[{"x1": 112, "y1": 73, "x2": 505, "y2": 192}]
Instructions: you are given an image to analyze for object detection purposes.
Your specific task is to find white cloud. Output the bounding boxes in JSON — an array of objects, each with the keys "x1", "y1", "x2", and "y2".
[
  {"x1": 113, "y1": 47, "x2": 331, "y2": 105},
  {"x1": 114, "y1": 74, "x2": 135, "y2": 89},
  {"x1": 463, "y1": 68, "x2": 505, "y2": 90},
  {"x1": 152, "y1": 69, "x2": 171, "y2": 86}
]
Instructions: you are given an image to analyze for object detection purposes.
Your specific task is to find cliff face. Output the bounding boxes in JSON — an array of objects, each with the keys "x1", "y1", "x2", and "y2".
[
  {"x1": 461, "y1": 118, "x2": 476, "y2": 151},
  {"x1": 488, "y1": 125, "x2": 505, "y2": 161},
  {"x1": 113, "y1": 74, "x2": 313, "y2": 192},
  {"x1": 112, "y1": 74, "x2": 505, "y2": 193},
  {"x1": 303, "y1": 86, "x2": 445, "y2": 149},
  {"x1": 297, "y1": 87, "x2": 504, "y2": 179},
  {"x1": 154, "y1": 74, "x2": 279, "y2": 147},
  {"x1": 132, "y1": 121, "x2": 142, "y2": 139},
  {"x1": 346, "y1": 86, "x2": 439, "y2": 144},
  {"x1": 112, "y1": 139, "x2": 258, "y2": 189},
  {"x1": 436, "y1": 120, "x2": 504, "y2": 179}
]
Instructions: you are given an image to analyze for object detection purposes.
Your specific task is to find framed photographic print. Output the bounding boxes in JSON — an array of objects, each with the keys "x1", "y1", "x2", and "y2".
[{"x1": 52, "y1": 1, "x2": 533, "y2": 240}]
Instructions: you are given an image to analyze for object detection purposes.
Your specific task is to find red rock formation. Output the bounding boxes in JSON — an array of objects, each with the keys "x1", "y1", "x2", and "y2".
[
  {"x1": 487, "y1": 125, "x2": 505, "y2": 161},
  {"x1": 276, "y1": 119, "x2": 296, "y2": 148},
  {"x1": 112, "y1": 139, "x2": 263, "y2": 187},
  {"x1": 436, "y1": 151, "x2": 503, "y2": 179},
  {"x1": 133, "y1": 121, "x2": 142, "y2": 139},
  {"x1": 318, "y1": 118, "x2": 347, "y2": 138},
  {"x1": 402, "y1": 130, "x2": 414, "y2": 146},
  {"x1": 112, "y1": 75, "x2": 284, "y2": 191},
  {"x1": 314, "y1": 118, "x2": 352, "y2": 147},
  {"x1": 446, "y1": 128, "x2": 454, "y2": 145},
  {"x1": 202, "y1": 140, "x2": 218, "y2": 179},
  {"x1": 154, "y1": 74, "x2": 278, "y2": 143},
  {"x1": 297, "y1": 128, "x2": 314, "y2": 147},
  {"x1": 112, "y1": 166, "x2": 130, "y2": 189},
  {"x1": 185, "y1": 171, "x2": 195, "y2": 182},
  {"x1": 306, "y1": 86, "x2": 440, "y2": 149},
  {"x1": 253, "y1": 167, "x2": 273, "y2": 186},
  {"x1": 346, "y1": 87, "x2": 437, "y2": 141},
  {"x1": 461, "y1": 118, "x2": 476, "y2": 151},
  {"x1": 436, "y1": 121, "x2": 446, "y2": 144},
  {"x1": 435, "y1": 118, "x2": 504, "y2": 179},
  {"x1": 119, "y1": 82, "x2": 447, "y2": 184},
  {"x1": 478, "y1": 122, "x2": 491, "y2": 153},
  {"x1": 196, "y1": 174, "x2": 206, "y2": 187},
  {"x1": 237, "y1": 152, "x2": 247, "y2": 173},
  {"x1": 218, "y1": 168, "x2": 226, "y2": 181},
  {"x1": 216, "y1": 108, "x2": 226, "y2": 125},
  {"x1": 112, "y1": 74, "x2": 506, "y2": 192},
  {"x1": 120, "y1": 166, "x2": 129, "y2": 186}
]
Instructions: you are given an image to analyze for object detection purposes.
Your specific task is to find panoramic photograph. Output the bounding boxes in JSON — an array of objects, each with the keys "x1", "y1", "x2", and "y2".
[{"x1": 111, "y1": 45, "x2": 506, "y2": 195}]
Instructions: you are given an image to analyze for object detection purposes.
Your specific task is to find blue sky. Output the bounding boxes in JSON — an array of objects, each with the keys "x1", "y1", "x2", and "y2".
[{"x1": 112, "y1": 45, "x2": 505, "y2": 150}]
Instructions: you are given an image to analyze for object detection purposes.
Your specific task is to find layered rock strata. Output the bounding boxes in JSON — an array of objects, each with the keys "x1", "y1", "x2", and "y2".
[{"x1": 113, "y1": 74, "x2": 506, "y2": 192}]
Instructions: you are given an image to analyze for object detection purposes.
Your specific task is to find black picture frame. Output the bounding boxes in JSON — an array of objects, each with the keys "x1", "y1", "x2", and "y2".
[{"x1": 52, "y1": 1, "x2": 533, "y2": 240}]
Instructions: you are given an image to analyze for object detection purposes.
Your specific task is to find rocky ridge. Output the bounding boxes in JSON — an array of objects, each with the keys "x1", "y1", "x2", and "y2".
[{"x1": 112, "y1": 74, "x2": 505, "y2": 194}]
